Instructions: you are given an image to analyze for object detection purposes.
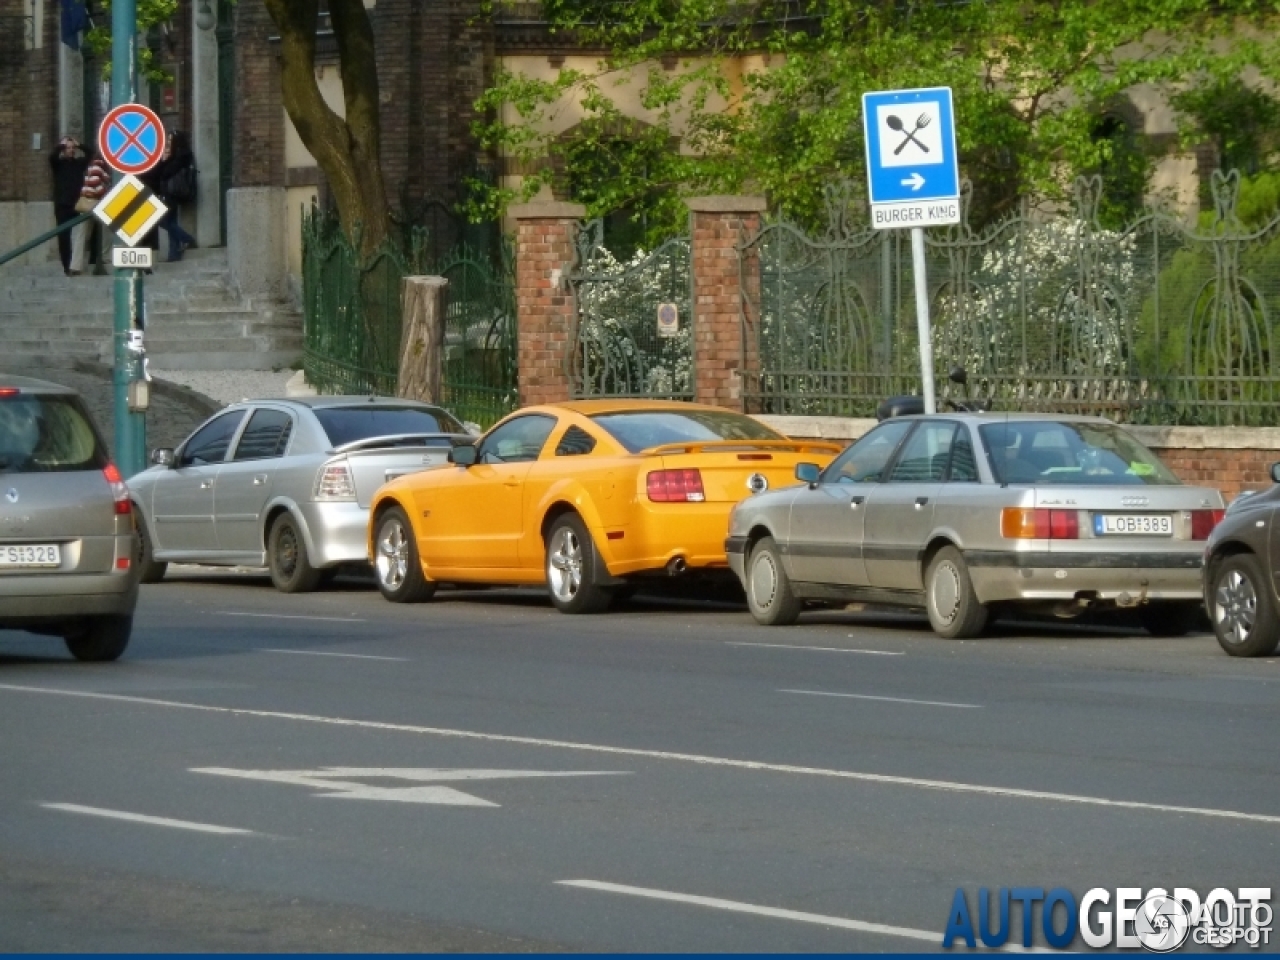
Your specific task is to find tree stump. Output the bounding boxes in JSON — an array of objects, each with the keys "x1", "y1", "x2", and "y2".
[{"x1": 398, "y1": 276, "x2": 447, "y2": 403}]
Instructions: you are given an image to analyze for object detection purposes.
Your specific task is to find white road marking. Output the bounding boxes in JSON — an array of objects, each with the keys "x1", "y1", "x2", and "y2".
[
  {"x1": 557, "y1": 880, "x2": 1049, "y2": 952},
  {"x1": 42, "y1": 803, "x2": 252, "y2": 835},
  {"x1": 781, "y1": 689, "x2": 981, "y2": 709},
  {"x1": 726, "y1": 641, "x2": 904, "y2": 656},
  {"x1": 214, "y1": 612, "x2": 367, "y2": 623},
  {"x1": 3, "y1": 683, "x2": 1278, "y2": 826},
  {"x1": 259, "y1": 649, "x2": 408, "y2": 662},
  {"x1": 191, "y1": 767, "x2": 629, "y2": 807}
]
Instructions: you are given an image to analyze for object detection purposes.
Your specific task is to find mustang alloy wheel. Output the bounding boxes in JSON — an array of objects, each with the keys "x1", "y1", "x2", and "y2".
[
  {"x1": 1211, "y1": 553, "x2": 1279, "y2": 657},
  {"x1": 545, "y1": 513, "x2": 611, "y2": 614},
  {"x1": 373, "y1": 506, "x2": 436, "y2": 603}
]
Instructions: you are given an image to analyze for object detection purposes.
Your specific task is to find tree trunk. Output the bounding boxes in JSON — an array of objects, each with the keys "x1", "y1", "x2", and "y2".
[
  {"x1": 262, "y1": 0, "x2": 390, "y2": 255},
  {"x1": 398, "y1": 276, "x2": 448, "y2": 403}
]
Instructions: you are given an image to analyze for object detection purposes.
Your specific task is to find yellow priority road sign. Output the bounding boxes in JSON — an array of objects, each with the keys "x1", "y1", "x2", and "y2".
[{"x1": 92, "y1": 173, "x2": 168, "y2": 247}]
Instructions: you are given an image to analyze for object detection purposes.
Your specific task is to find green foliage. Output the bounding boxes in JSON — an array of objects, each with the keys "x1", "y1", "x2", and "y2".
[
  {"x1": 1174, "y1": 73, "x2": 1280, "y2": 177},
  {"x1": 477, "y1": 0, "x2": 1280, "y2": 238},
  {"x1": 82, "y1": 0, "x2": 181, "y2": 85}
]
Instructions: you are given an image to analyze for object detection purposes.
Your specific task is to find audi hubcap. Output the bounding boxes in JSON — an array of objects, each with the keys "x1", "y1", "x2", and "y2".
[
  {"x1": 1214, "y1": 569, "x2": 1257, "y2": 645},
  {"x1": 376, "y1": 519, "x2": 409, "y2": 590},
  {"x1": 548, "y1": 527, "x2": 582, "y2": 601},
  {"x1": 751, "y1": 551, "x2": 778, "y2": 610},
  {"x1": 932, "y1": 562, "x2": 961, "y2": 625}
]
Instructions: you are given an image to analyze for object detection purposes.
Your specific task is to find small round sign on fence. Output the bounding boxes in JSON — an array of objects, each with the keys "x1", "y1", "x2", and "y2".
[{"x1": 657, "y1": 302, "x2": 679, "y2": 338}]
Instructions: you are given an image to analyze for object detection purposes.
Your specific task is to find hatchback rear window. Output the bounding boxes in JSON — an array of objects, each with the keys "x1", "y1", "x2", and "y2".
[
  {"x1": 0, "y1": 393, "x2": 108, "y2": 473},
  {"x1": 314, "y1": 406, "x2": 465, "y2": 447},
  {"x1": 591, "y1": 410, "x2": 783, "y2": 453}
]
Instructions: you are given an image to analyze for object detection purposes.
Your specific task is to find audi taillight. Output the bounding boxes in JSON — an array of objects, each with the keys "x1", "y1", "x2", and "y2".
[
  {"x1": 103, "y1": 463, "x2": 131, "y2": 515},
  {"x1": 1000, "y1": 507, "x2": 1078, "y2": 539},
  {"x1": 647, "y1": 469, "x2": 705, "y2": 503},
  {"x1": 1191, "y1": 509, "x2": 1224, "y2": 540},
  {"x1": 313, "y1": 461, "x2": 356, "y2": 501}
]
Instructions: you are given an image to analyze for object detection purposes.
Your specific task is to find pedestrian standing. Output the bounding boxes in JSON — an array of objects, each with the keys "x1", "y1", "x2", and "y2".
[
  {"x1": 49, "y1": 136, "x2": 88, "y2": 276},
  {"x1": 69, "y1": 151, "x2": 110, "y2": 276},
  {"x1": 155, "y1": 130, "x2": 198, "y2": 262}
]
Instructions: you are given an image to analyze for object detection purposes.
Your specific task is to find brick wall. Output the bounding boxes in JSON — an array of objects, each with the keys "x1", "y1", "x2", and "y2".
[
  {"x1": 0, "y1": 0, "x2": 58, "y2": 203},
  {"x1": 232, "y1": 0, "x2": 284, "y2": 188},
  {"x1": 511, "y1": 202, "x2": 583, "y2": 406}
]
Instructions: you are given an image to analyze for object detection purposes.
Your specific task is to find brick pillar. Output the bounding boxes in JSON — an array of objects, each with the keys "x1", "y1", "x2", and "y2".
[
  {"x1": 686, "y1": 196, "x2": 767, "y2": 409},
  {"x1": 511, "y1": 201, "x2": 585, "y2": 407}
]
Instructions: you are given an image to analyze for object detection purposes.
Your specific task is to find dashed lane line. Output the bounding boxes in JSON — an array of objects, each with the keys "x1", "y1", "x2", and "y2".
[
  {"x1": 726, "y1": 641, "x2": 904, "y2": 656},
  {"x1": 259, "y1": 649, "x2": 410, "y2": 662},
  {"x1": 42, "y1": 803, "x2": 253, "y2": 835},
  {"x1": 2, "y1": 683, "x2": 1277, "y2": 826},
  {"x1": 781, "y1": 689, "x2": 982, "y2": 709}
]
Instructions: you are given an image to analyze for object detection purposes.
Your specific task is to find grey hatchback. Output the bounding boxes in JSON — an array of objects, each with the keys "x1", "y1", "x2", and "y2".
[{"x1": 0, "y1": 376, "x2": 138, "y2": 661}]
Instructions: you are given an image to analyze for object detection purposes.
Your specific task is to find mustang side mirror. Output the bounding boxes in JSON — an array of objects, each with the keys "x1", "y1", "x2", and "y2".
[
  {"x1": 1270, "y1": 462, "x2": 1280, "y2": 484},
  {"x1": 795, "y1": 462, "x2": 821, "y2": 488},
  {"x1": 151, "y1": 447, "x2": 174, "y2": 467},
  {"x1": 449, "y1": 443, "x2": 478, "y2": 467}
]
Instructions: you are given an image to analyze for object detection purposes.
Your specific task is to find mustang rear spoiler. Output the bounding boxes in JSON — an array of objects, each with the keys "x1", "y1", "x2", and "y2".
[
  {"x1": 638, "y1": 439, "x2": 844, "y2": 457},
  {"x1": 332, "y1": 433, "x2": 468, "y2": 454}
]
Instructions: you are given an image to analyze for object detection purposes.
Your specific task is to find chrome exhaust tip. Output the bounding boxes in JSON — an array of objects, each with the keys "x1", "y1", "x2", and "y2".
[{"x1": 666, "y1": 556, "x2": 687, "y2": 576}]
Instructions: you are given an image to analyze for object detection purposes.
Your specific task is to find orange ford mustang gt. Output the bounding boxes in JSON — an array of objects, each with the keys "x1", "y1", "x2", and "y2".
[{"x1": 366, "y1": 400, "x2": 841, "y2": 613}]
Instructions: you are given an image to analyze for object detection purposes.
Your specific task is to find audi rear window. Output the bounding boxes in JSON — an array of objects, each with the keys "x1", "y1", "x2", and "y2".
[
  {"x1": 0, "y1": 393, "x2": 109, "y2": 473},
  {"x1": 314, "y1": 406, "x2": 465, "y2": 447},
  {"x1": 591, "y1": 410, "x2": 783, "y2": 453},
  {"x1": 979, "y1": 421, "x2": 1180, "y2": 486}
]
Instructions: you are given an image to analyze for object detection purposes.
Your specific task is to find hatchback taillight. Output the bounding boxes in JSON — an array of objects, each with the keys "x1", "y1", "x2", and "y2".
[
  {"x1": 1000, "y1": 507, "x2": 1078, "y2": 539},
  {"x1": 647, "y1": 469, "x2": 705, "y2": 502},
  {"x1": 313, "y1": 462, "x2": 356, "y2": 501},
  {"x1": 1191, "y1": 509, "x2": 1224, "y2": 540},
  {"x1": 103, "y1": 463, "x2": 131, "y2": 515}
]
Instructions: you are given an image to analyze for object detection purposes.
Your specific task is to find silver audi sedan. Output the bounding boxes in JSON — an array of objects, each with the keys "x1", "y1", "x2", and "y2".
[
  {"x1": 128, "y1": 397, "x2": 472, "y2": 592},
  {"x1": 727, "y1": 413, "x2": 1225, "y2": 638},
  {"x1": 0, "y1": 376, "x2": 138, "y2": 660}
]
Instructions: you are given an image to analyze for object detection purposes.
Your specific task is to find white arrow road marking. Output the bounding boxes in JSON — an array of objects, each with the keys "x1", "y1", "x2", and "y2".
[
  {"x1": 901, "y1": 172, "x2": 926, "y2": 190},
  {"x1": 191, "y1": 767, "x2": 630, "y2": 807}
]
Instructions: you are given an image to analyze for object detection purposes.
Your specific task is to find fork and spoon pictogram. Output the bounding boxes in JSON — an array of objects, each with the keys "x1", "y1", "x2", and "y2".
[{"x1": 887, "y1": 113, "x2": 931, "y2": 155}]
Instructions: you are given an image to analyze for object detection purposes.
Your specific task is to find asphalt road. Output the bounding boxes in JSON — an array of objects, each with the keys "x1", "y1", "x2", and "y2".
[{"x1": 1, "y1": 573, "x2": 1277, "y2": 952}]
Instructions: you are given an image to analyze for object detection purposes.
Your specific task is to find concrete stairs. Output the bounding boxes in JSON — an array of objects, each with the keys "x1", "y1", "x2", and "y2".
[{"x1": 0, "y1": 248, "x2": 303, "y2": 370}]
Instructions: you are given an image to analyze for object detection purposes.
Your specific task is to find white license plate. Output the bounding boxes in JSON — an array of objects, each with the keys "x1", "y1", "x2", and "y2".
[
  {"x1": 1094, "y1": 514, "x2": 1172, "y2": 536},
  {"x1": 0, "y1": 544, "x2": 62, "y2": 567}
]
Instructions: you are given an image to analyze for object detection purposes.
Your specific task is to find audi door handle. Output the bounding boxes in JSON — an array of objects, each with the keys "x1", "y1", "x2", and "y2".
[
  {"x1": 850, "y1": 496, "x2": 866, "y2": 508},
  {"x1": 252, "y1": 474, "x2": 268, "y2": 486},
  {"x1": 199, "y1": 479, "x2": 213, "y2": 489},
  {"x1": 915, "y1": 496, "x2": 929, "y2": 508}
]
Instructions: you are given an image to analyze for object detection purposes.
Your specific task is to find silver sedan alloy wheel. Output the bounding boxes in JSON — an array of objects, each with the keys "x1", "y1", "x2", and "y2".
[
  {"x1": 547, "y1": 525, "x2": 583, "y2": 602},
  {"x1": 930, "y1": 558, "x2": 963, "y2": 626},
  {"x1": 376, "y1": 516, "x2": 410, "y2": 591},
  {"x1": 1214, "y1": 568, "x2": 1258, "y2": 646}
]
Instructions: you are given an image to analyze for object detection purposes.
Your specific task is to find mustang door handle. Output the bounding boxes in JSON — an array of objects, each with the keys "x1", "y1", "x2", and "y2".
[
  {"x1": 915, "y1": 496, "x2": 929, "y2": 508},
  {"x1": 850, "y1": 496, "x2": 866, "y2": 508},
  {"x1": 252, "y1": 474, "x2": 268, "y2": 486}
]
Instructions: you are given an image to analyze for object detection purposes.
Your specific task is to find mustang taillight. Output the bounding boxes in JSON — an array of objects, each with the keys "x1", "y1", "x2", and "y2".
[
  {"x1": 1001, "y1": 507, "x2": 1078, "y2": 539},
  {"x1": 314, "y1": 462, "x2": 356, "y2": 501},
  {"x1": 1191, "y1": 509, "x2": 1225, "y2": 540},
  {"x1": 647, "y1": 469, "x2": 705, "y2": 503},
  {"x1": 103, "y1": 463, "x2": 131, "y2": 515}
]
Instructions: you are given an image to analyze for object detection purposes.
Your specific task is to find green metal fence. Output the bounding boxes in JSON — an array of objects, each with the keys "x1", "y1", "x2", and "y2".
[
  {"x1": 740, "y1": 172, "x2": 1280, "y2": 426},
  {"x1": 302, "y1": 209, "x2": 517, "y2": 426}
]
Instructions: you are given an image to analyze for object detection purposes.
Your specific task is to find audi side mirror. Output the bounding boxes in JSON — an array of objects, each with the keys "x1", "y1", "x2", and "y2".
[
  {"x1": 795, "y1": 462, "x2": 821, "y2": 488},
  {"x1": 449, "y1": 444, "x2": 478, "y2": 467},
  {"x1": 151, "y1": 447, "x2": 175, "y2": 467}
]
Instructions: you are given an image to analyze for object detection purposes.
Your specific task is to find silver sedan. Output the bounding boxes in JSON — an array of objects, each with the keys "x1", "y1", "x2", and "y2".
[
  {"x1": 128, "y1": 397, "x2": 472, "y2": 592},
  {"x1": 727, "y1": 413, "x2": 1225, "y2": 638}
]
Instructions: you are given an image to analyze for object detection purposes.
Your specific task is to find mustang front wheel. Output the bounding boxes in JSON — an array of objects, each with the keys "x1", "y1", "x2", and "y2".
[
  {"x1": 745, "y1": 536, "x2": 801, "y2": 626},
  {"x1": 374, "y1": 507, "x2": 436, "y2": 603},
  {"x1": 545, "y1": 514, "x2": 611, "y2": 614},
  {"x1": 1211, "y1": 553, "x2": 1279, "y2": 657}
]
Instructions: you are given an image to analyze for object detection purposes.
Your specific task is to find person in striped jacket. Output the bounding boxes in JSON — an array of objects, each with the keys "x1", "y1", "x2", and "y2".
[{"x1": 69, "y1": 152, "x2": 111, "y2": 276}]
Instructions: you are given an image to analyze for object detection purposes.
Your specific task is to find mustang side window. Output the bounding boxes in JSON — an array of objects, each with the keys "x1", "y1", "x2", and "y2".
[
  {"x1": 555, "y1": 425, "x2": 597, "y2": 457},
  {"x1": 887, "y1": 423, "x2": 957, "y2": 482},
  {"x1": 478, "y1": 415, "x2": 556, "y2": 464},
  {"x1": 821, "y1": 420, "x2": 912, "y2": 484}
]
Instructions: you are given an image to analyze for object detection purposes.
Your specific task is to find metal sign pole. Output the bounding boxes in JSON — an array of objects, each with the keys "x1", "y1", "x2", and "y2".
[
  {"x1": 909, "y1": 226, "x2": 936, "y2": 414},
  {"x1": 110, "y1": 0, "x2": 146, "y2": 477}
]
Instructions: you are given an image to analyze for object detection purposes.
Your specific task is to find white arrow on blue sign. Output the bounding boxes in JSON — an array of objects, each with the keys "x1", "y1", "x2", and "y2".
[{"x1": 862, "y1": 86, "x2": 960, "y2": 229}]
